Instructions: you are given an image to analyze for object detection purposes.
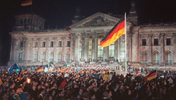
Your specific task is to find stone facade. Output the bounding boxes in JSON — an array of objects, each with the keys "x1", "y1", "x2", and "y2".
[
  {"x1": 8, "y1": 30, "x2": 71, "y2": 66},
  {"x1": 8, "y1": 2, "x2": 176, "y2": 67}
]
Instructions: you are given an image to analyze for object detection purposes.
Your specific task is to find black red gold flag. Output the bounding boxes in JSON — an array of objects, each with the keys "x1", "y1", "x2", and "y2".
[{"x1": 99, "y1": 18, "x2": 125, "y2": 49}]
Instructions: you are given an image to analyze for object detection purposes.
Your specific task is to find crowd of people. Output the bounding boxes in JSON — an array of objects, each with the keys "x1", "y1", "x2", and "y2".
[{"x1": 0, "y1": 68, "x2": 176, "y2": 100}]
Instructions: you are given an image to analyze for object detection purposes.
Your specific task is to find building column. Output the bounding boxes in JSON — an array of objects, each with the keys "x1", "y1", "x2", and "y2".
[
  {"x1": 147, "y1": 34, "x2": 152, "y2": 65},
  {"x1": 173, "y1": 33, "x2": 176, "y2": 65},
  {"x1": 71, "y1": 33, "x2": 76, "y2": 60},
  {"x1": 81, "y1": 34, "x2": 85, "y2": 61},
  {"x1": 114, "y1": 39, "x2": 118, "y2": 61},
  {"x1": 84, "y1": 34, "x2": 89, "y2": 61},
  {"x1": 95, "y1": 35, "x2": 98, "y2": 61},
  {"x1": 160, "y1": 33, "x2": 165, "y2": 65},
  {"x1": 62, "y1": 37, "x2": 66, "y2": 62},
  {"x1": 53, "y1": 38, "x2": 57, "y2": 64},
  {"x1": 10, "y1": 38, "x2": 16, "y2": 61},
  {"x1": 91, "y1": 33, "x2": 97, "y2": 61}
]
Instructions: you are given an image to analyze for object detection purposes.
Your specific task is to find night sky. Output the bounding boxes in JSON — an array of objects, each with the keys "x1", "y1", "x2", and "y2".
[{"x1": 0, "y1": 0, "x2": 176, "y2": 66}]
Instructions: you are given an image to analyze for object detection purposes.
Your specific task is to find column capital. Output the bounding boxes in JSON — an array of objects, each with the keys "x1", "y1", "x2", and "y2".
[
  {"x1": 148, "y1": 34, "x2": 153, "y2": 37},
  {"x1": 92, "y1": 33, "x2": 98, "y2": 38},
  {"x1": 160, "y1": 33, "x2": 165, "y2": 36}
]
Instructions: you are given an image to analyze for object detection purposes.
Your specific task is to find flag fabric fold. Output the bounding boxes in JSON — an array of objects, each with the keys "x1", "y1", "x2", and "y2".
[
  {"x1": 21, "y1": 0, "x2": 32, "y2": 6},
  {"x1": 22, "y1": 70, "x2": 28, "y2": 74},
  {"x1": 0, "y1": 77, "x2": 3, "y2": 86},
  {"x1": 35, "y1": 67, "x2": 43, "y2": 72},
  {"x1": 9, "y1": 63, "x2": 19, "y2": 72},
  {"x1": 99, "y1": 17, "x2": 125, "y2": 49},
  {"x1": 59, "y1": 80, "x2": 67, "y2": 88},
  {"x1": 146, "y1": 70, "x2": 157, "y2": 81}
]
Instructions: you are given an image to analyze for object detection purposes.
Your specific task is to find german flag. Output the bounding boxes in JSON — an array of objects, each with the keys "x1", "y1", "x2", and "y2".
[
  {"x1": 61, "y1": 68, "x2": 65, "y2": 72},
  {"x1": 93, "y1": 70, "x2": 96, "y2": 74},
  {"x1": 102, "y1": 70, "x2": 105, "y2": 74},
  {"x1": 22, "y1": 70, "x2": 28, "y2": 74},
  {"x1": 99, "y1": 17, "x2": 125, "y2": 49},
  {"x1": 36, "y1": 67, "x2": 43, "y2": 72},
  {"x1": 146, "y1": 70, "x2": 157, "y2": 81},
  {"x1": 136, "y1": 71, "x2": 141, "y2": 76},
  {"x1": 21, "y1": 0, "x2": 32, "y2": 6},
  {"x1": 65, "y1": 69, "x2": 68, "y2": 73},
  {"x1": 56, "y1": 68, "x2": 60, "y2": 72}
]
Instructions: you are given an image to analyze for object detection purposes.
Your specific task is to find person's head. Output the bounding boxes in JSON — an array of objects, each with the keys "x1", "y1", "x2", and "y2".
[
  {"x1": 40, "y1": 88, "x2": 45, "y2": 95},
  {"x1": 3, "y1": 81, "x2": 7, "y2": 87},
  {"x1": 9, "y1": 89, "x2": 15, "y2": 96},
  {"x1": 2, "y1": 91, "x2": 9, "y2": 100},
  {"x1": 127, "y1": 89, "x2": 131, "y2": 95},
  {"x1": 82, "y1": 92, "x2": 90, "y2": 100}
]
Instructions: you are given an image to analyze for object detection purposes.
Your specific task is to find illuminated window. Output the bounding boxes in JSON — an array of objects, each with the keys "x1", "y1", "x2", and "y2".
[
  {"x1": 109, "y1": 42, "x2": 114, "y2": 61},
  {"x1": 153, "y1": 51, "x2": 159, "y2": 65},
  {"x1": 50, "y1": 52, "x2": 54, "y2": 62},
  {"x1": 42, "y1": 52, "x2": 45, "y2": 62},
  {"x1": 141, "y1": 51, "x2": 147, "y2": 64},
  {"x1": 165, "y1": 51, "x2": 172, "y2": 65},
  {"x1": 58, "y1": 52, "x2": 62, "y2": 62}
]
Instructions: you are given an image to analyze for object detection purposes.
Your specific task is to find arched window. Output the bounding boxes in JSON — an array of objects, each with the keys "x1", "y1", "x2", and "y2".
[
  {"x1": 141, "y1": 51, "x2": 147, "y2": 64},
  {"x1": 165, "y1": 51, "x2": 172, "y2": 65},
  {"x1": 19, "y1": 41, "x2": 23, "y2": 48},
  {"x1": 153, "y1": 51, "x2": 159, "y2": 65}
]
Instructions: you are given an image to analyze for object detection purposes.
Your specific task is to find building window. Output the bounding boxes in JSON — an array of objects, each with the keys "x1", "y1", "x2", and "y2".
[
  {"x1": 59, "y1": 41, "x2": 62, "y2": 47},
  {"x1": 35, "y1": 42, "x2": 38, "y2": 47},
  {"x1": 34, "y1": 52, "x2": 38, "y2": 62},
  {"x1": 42, "y1": 52, "x2": 45, "y2": 62},
  {"x1": 142, "y1": 39, "x2": 146, "y2": 46},
  {"x1": 166, "y1": 38, "x2": 171, "y2": 45},
  {"x1": 19, "y1": 53, "x2": 22, "y2": 61},
  {"x1": 42, "y1": 42, "x2": 45, "y2": 47},
  {"x1": 141, "y1": 51, "x2": 147, "y2": 65},
  {"x1": 109, "y1": 42, "x2": 115, "y2": 61},
  {"x1": 98, "y1": 38, "x2": 103, "y2": 61},
  {"x1": 50, "y1": 42, "x2": 53, "y2": 47},
  {"x1": 153, "y1": 51, "x2": 159, "y2": 65},
  {"x1": 67, "y1": 41, "x2": 70, "y2": 47},
  {"x1": 154, "y1": 39, "x2": 158, "y2": 46},
  {"x1": 20, "y1": 41, "x2": 23, "y2": 48},
  {"x1": 165, "y1": 51, "x2": 172, "y2": 65},
  {"x1": 58, "y1": 52, "x2": 62, "y2": 62}
]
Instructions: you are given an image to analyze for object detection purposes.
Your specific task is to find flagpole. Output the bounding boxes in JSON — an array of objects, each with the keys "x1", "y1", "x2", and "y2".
[{"x1": 125, "y1": 12, "x2": 128, "y2": 73}]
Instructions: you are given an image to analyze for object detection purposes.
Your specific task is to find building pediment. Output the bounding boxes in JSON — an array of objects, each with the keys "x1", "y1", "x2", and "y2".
[{"x1": 70, "y1": 12, "x2": 131, "y2": 28}]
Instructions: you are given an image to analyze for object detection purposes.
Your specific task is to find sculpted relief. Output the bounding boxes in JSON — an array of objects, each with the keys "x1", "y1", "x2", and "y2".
[{"x1": 76, "y1": 16, "x2": 117, "y2": 28}]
